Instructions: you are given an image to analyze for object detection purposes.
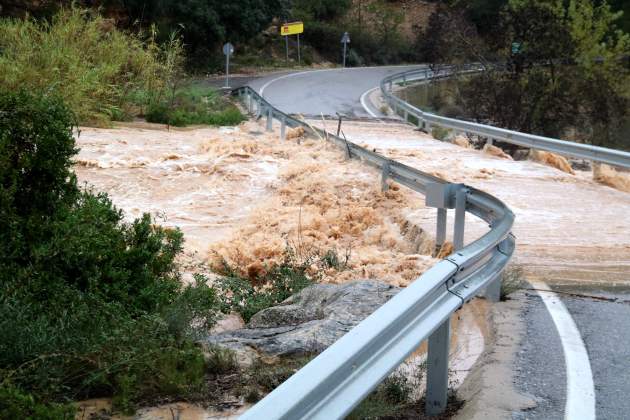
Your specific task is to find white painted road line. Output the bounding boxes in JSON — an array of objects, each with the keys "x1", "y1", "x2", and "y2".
[
  {"x1": 259, "y1": 69, "x2": 332, "y2": 97},
  {"x1": 359, "y1": 87, "x2": 381, "y2": 118},
  {"x1": 534, "y1": 282, "x2": 596, "y2": 420}
]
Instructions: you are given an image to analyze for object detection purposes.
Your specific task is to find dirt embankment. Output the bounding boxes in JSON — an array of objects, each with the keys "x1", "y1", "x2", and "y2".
[{"x1": 74, "y1": 120, "x2": 437, "y2": 287}]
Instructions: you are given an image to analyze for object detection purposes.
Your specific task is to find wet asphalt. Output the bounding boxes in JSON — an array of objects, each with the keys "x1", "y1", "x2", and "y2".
[{"x1": 513, "y1": 285, "x2": 630, "y2": 420}]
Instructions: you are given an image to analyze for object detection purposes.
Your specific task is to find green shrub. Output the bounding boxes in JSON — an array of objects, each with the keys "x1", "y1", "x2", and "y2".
[
  {"x1": 0, "y1": 7, "x2": 183, "y2": 125},
  {"x1": 145, "y1": 86, "x2": 245, "y2": 127},
  {"x1": 248, "y1": 356, "x2": 314, "y2": 394},
  {"x1": 0, "y1": 385, "x2": 75, "y2": 420},
  {"x1": 431, "y1": 126, "x2": 451, "y2": 141},
  {"x1": 501, "y1": 265, "x2": 525, "y2": 301},
  {"x1": 0, "y1": 90, "x2": 221, "y2": 415},
  {"x1": 347, "y1": 374, "x2": 413, "y2": 419},
  {"x1": 215, "y1": 250, "x2": 317, "y2": 322},
  {"x1": 205, "y1": 346, "x2": 238, "y2": 375}
]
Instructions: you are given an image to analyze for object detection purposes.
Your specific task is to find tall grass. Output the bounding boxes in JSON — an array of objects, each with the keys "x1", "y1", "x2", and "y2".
[{"x1": 0, "y1": 8, "x2": 182, "y2": 125}]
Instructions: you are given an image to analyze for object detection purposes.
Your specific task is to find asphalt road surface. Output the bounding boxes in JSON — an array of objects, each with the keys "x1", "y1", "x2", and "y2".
[
  {"x1": 513, "y1": 284, "x2": 630, "y2": 420},
  {"x1": 245, "y1": 65, "x2": 630, "y2": 419},
  {"x1": 248, "y1": 65, "x2": 424, "y2": 118}
]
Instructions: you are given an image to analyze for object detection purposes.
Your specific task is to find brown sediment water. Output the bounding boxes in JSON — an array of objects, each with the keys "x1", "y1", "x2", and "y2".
[
  {"x1": 75, "y1": 398, "x2": 249, "y2": 419},
  {"x1": 314, "y1": 119, "x2": 630, "y2": 285},
  {"x1": 74, "y1": 120, "x2": 437, "y2": 286},
  {"x1": 74, "y1": 123, "x2": 282, "y2": 255}
]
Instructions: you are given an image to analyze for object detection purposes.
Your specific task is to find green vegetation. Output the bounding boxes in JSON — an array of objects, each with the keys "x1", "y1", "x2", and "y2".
[
  {"x1": 0, "y1": 91, "x2": 345, "y2": 415},
  {"x1": 215, "y1": 246, "x2": 349, "y2": 322},
  {"x1": 501, "y1": 265, "x2": 525, "y2": 301},
  {"x1": 347, "y1": 374, "x2": 414, "y2": 419},
  {"x1": 146, "y1": 85, "x2": 246, "y2": 127},
  {"x1": 0, "y1": 7, "x2": 243, "y2": 127},
  {"x1": 415, "y1": 0, "x2": 630, "y2": 151},
  {"x1": 0, "y1": 90, "x2": 222, "y2": 415},
  {"x1": 432, "y1": 126, "x2": 452, "y2": 141},
  {"x1": 0, "y1": 8, "x2": 179, "y2": 125}
]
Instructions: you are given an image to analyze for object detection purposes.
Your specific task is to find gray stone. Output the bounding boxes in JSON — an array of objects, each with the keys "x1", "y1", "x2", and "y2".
[
  {"x1": 569, "y1": 159, "x2": 591, "y2": 171},
  {"x1": 512, "y1": 149, "x2": 531, "y2": 161},
  {"x1": 201, "y1": 280, "x2": 400, "y2": 363}
]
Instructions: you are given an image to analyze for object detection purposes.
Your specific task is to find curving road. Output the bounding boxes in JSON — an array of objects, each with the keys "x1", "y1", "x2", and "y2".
[
  {"x1": 247, "y1": 65, "x2": 630, "y2": 420},
  {"x1": 249, "y1": 65, "x2": 425, "y2": 118}
]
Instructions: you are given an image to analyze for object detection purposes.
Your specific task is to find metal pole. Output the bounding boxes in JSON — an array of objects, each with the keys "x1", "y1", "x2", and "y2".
[
  {"x1": 280, "y1": 116, "x2": 286, "y2": 140},
  {"x1": 343, "y1": 42, "x2": 347, "y2": 68},
  {"x1": 266, "y1": 107, "x2": 273, "y2": 131},
  {"x1": 453, "y1": 187, "x2": 467, "y2": 251},
  {"x1": 426, "y1": 319, "x2": 450, "y2": 416},
  {"x1": 225, "y1": 53, "x2": 230, "y2": 88},
  {"x1": 297, "y1": 34, "x2": 301, "y2": 66},
  {"x1": 485, "y1": 275, "x2": 502, "y2": 302},
  {"x1": 435, "y1": 208, "x2": 447, "y2": 256},
  {"x1": 381, "y1": 162, "x2": 390, "y2": 192},
  {"x1": 285, "y1": 35, "x2": 289, "y2": 64},
  {"x1": 336, "y1": 115, "x2": 342, "y2": 136}
]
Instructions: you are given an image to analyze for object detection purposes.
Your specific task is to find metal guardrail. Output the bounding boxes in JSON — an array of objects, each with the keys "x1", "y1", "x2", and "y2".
[
  {"x1": 232, "y1": 84, "x2": 515, "y2": 419},
  {"x1": 381, "y1": 66, "x2": 630, "y2": 169}
]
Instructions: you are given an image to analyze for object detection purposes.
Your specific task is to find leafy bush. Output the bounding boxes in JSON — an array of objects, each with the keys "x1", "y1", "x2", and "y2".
[
  {"x1": 432, "y1": 126, "x2": 451, "y2": 141},
  {"x1": 145, "y1": 86, "x2": 245, "y2": 127},
  {"x1": 0, "y1": 90, "x2": 221, "y2": 414},
  {"x1": 0, "y1": 7, "x2": 183, "y2": 125},
  {"x1": 215, "y1": 254, "x2": 314, "y2": 323}
]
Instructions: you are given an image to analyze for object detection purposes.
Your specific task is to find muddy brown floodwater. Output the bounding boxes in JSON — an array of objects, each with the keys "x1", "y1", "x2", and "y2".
[
  {"x1": 73, "y1": 119, "x2": 446, "y2": 418},
  {"x1": 74, "y1": 120, "x2": 438, "y2": 287},
  {"x1": 313, "y1": 119, "x2": 630, "y2": 287}
]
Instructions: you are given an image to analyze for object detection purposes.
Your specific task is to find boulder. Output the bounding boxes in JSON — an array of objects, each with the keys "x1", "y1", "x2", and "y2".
[{"x1": 201, "y1": 280, "x2": 400, "y2": 365}]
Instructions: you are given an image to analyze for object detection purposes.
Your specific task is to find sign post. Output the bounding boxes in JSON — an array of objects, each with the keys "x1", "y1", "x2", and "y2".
[
  {"x1": 223, "y1": 42, "x2": 234, "y2": 88},
  {"x1": 341, "y1": 32, "x2": 351, "y2": 68},
  {"x1": 280, "y1": 22, "x2": 304, "y2": 66}
]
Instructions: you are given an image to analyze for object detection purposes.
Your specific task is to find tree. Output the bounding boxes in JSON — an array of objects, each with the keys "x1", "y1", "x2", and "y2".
[{"x1": 456, "y1": 0, "x2": 630, "y2": 149}]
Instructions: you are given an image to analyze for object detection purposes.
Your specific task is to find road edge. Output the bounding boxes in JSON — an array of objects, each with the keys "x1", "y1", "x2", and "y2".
[{"x1": 454, "y1": 292, "x2": 536, "y2": 419}]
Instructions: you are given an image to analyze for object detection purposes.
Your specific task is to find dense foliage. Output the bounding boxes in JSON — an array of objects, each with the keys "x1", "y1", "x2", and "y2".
[
  {"x1": 418, "y1": 0, "x2": 630, "y2": 150},
  {"x1": 0, "y1": 90, "x2": 221, "y2": 415},
  {"x1": 0, "y1": 8, "x2": 183, "y2": 125}
]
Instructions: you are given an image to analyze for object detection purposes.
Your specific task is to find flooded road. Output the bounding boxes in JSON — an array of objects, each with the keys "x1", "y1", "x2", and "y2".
[
  {"x1": 75, "y1": 123, "x2": 281, "y2": 254},
  {"x1": 74, "y1": 120, "x2": 438, "y2": 286},
  {"x1": 315, "y1": 119, "x2": 630, "y2": 285}
]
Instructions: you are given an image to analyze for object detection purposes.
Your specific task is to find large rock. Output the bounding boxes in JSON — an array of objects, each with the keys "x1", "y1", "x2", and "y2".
[{"x1": 202, "y1": 280, "x2": 400, "y2": 364}]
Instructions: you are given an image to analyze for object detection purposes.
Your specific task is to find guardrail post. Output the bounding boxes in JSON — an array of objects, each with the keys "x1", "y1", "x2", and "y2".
[
  {"x1": 255, "y1": 99, "x2": 261, "y2": 118},
  {"x1": 247, "y1": 93, "x2": 252, "y2": 113},
  {"x1": 426, "y1": 319, "x2": 451, "y2": 416},
  {"x1": 453, "y1": 186, "x2": 467, "y2": 251},
  {"x1": 435, "y1": 208, "x2": 447, "y2": 256},
  {"x1": 484, "y1": 276, "x2": 502, "y2": 302},
  {"x1": 280, "y1": 116, "x2": 286, "y2": 141},
  {"x1": 403, "y1": 109, "x2": 408, "y2": 122},
  {"x1": 381, "y1": 162, "x2": 390, "y2": 192},
  {"x1": 266, "y1": 107, "x2": 273, "y2": 131}
]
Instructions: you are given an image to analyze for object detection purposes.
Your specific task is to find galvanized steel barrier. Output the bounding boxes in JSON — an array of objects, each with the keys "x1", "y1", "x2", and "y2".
[
  {"x1": 233, "y1": 81, "x2": 515, "y2": 419},
  {"x1": 382, "y1": 65, "x2": 630, "y2": 169}
]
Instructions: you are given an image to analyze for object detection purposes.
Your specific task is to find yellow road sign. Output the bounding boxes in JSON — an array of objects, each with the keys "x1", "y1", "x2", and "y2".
[{"x1": 280, "y1": 21, "x2": 304, "y2": 36}]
